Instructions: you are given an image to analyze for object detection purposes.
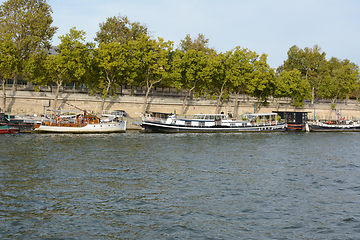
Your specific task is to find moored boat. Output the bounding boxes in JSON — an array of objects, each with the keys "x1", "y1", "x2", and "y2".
[
  {"x1": 0, "y1": 112, "x2": 39, "y2": 132},
  {"x1": 273, "y1": 111, "x2": 309, "y2": 131},
  {"x1": 307, "y1": 120, "x2": 360, "y2": 132},
  {"x1": 35, "y1": 105, "x2": 126, "y2": 133},
  {"x1": 141, "y1": 112, "x2": 286, "y2": 133},
  {"x1": 0, "y1": 125, "x2": 20, "y2": 134}
]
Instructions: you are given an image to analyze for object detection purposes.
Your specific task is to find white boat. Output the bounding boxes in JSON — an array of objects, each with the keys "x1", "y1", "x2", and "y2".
[
  {"x1": 141, "y1": 112, "x2": 286, "y2": 133},
  {"x1": 307, "y1": 120, "x2": 360, "y2": 132},
  {"x1": 35, "y1": 106, "x2": 126, "y2": 133}
]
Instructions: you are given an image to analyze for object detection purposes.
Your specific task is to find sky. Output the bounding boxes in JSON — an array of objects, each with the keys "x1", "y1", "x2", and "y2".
[{"x1": 15, "y1": 0, "x2": 360, "y2": 69}]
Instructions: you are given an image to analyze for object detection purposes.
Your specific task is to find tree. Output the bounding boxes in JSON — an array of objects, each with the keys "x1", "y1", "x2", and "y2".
[
  {"x1": 32, "y1": 28, "x2": 93, "y2": 110},
  {"x1": 274, "y1": 69, "x2": 312, "y2": 107},
  {"x1": 95, "y1": 14, "x2": 148, "y2": 96},
  {"x1": 0, "y1": 34, "x2": 18, "y2": 111},
  {"x1": 95, "y1": 14, "x2": 148, "y2": 44},
  {"x1": 278, "y1": 45, "x2": 326, "y2": 102},
  {"x1": 129, "y1": 35, "x2": 173, "y2": 113},
  {"x1": 224, "y1": 46, "x2": 257, "y2": 117},
  {"x1": 178, "y1": 33, "x2": 215, "y2": 54},
  {"x1": 92, "y1": 42, "x2": 129, "y2": 114},
  {"x1": 0, "y1": 0, "x2": 57, "y2": 90},
  {"x1": 204, "y1": 52, "x2": 228, "y2": 113},
  {"x1": 318, "y1": 57, "x2": 359, "y2": 106},
  {"x1": 247, "y1": 53, "x2": 276, "y2": 107},
  {"x1": 171, "y1": 49, "x2": 208, "y2": 114},
  {"x1": 171, "y1": 34, "x2": 214, "y2": 114}
]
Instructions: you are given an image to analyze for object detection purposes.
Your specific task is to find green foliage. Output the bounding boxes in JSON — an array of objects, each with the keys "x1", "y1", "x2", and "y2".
[
  {"x1": 127, "y1": 35, "x2": 173, "y2": 112},
  {"x1": 91, "y1": 41, "x2": 129, "y2": 112},
  {"x1": 0, "y1": 0, "x2": 57, "y2": 83},
  {"x1": 317, "y1": 57, "x2": 359, "y2": 104},
  {"x1": 0, "y1": 33, "x2": 18, "y2": 79},
  {"x1": 246, "y1": 53, "x2": 276, "y2": 104},
  {"x1": 95, "y1": 14, "x2": 148, "y2": 44},
  {"x1": 2, "y1": 0, "x2": 360, "y2": 112},
  {"x1": 276, "y1": 69, "x2": 312, "y2": 107},
  {"x1": 178, "y1": 34, "x2": 215, "y2": 54},
  {"x1": 171, "y1": 49, "x2": 208, "y2": 95},
  {"x1": 278, "y1": 45, "x2": 326, "y2": 100}
]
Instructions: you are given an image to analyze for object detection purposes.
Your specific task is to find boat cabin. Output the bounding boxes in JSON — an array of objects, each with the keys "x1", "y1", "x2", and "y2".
[
  {"x1": 192, "y1": 114, "x2": 228, "y2": 121},
  {"x1": 273, "y1": 111, "x2": 309, "y2": 130}
]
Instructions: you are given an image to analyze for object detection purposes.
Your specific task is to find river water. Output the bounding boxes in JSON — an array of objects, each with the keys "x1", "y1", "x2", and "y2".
[{"x1": 1, "y1": 131, "x2": 360, "y2": 239}]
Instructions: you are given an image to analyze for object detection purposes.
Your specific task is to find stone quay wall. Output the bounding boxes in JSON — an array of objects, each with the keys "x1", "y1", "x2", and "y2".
[{"x1": 2, "y1": 90, "x2": 360, "y2": 129}]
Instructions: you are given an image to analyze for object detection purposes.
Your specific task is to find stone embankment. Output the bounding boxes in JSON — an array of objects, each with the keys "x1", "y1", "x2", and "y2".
[{"x1": 2, "y1": 90, "x2": 360, "y2": 129}]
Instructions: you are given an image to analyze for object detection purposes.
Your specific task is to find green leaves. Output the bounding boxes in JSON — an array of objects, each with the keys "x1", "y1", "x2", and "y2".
[
  {"x1": 318, "y1": 57, "x2": 359, "y2": 103},
  {"x1": 95, "y1": 14, "x2": 148, "y2": 44},
  {"x1": 276, "y1": 69, "x2": 312, "y2": 107},
  {"x1": 0, "y1": 0, "x2": 57, "y2": 74}
]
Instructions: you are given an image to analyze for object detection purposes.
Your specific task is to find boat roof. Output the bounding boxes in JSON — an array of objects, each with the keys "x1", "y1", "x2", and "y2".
[
  {"x1": 45, "y1": 109, "x2": 82, "y2": 113},
  {"x1": 194, "y1": 114, "x2": 227, "y2": 116},
  {"x1": 245, "y1": 113, "x2": 278, "y2": 117}
]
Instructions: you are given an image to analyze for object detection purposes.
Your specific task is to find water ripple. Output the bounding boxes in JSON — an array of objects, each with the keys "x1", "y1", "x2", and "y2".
[{"x1": 1, "y1": 132, "x2": 360, "y2": 239}]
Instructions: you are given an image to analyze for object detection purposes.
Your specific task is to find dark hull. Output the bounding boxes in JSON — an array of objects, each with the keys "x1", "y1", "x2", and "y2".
[
  {"x1": 0, "y1": 123, "x2": 37, "y2": 132},
  {"x1": 309, "y1": 124, "x2": 360, "y2": 132},
  {"x1": 141, "y1": 121, "x2": 287, "y2": 133}
]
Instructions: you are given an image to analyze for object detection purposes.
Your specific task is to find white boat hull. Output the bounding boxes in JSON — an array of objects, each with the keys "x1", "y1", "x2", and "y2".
[{"x1": 35, "y1": 121, "x2": 126, "y2": 133}]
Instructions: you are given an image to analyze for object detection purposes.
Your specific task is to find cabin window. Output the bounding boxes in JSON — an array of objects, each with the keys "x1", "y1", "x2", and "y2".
[
  {"x1": 185, "y1": 121, "x2": 191, "y2": 126},
  {"x1": 209, "y1": 115, "x2": 215, "y2": 120}
]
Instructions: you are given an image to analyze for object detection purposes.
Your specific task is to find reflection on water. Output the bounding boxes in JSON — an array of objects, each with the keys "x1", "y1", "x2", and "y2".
[{"x1": 1, "y1": 132, "x2": 360, "y2": 239}]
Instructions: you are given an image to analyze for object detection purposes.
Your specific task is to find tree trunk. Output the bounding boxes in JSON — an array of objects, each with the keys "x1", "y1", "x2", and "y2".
[
  {"x1": 2, "y1": 81, "x2": 6, "y2": 112},
  {"x1": 142, "y1": 76, "x2": 163, "y2": 114},
  {"x1": 53, "y1": 79, "x2": 63, "y2": 110},
  {"x1": 345, "y1": 94, "x2": 348, "y2": 105},
  {"x1": 101, "y1": 81, "x2": 111, "y2": 116},
  {"x1": 182, "y1": 90, "x2": 189, "y2": 114},
  {"x1": 12, "y1": 73, "x2": 18, "y2": 91},
  {"x1": 142, "y1": 86, "x2": 152, "y2": 114},
  {"x1": 234, "y1": 92, "x2": 239, "y2": 119},
  {"x1": 182, "y1": 80, "x2": 199, "y2": 114},
  {"x1": 311, "y1": 86, "x2": 314, "y2": 104},
  {"x1": 216, "y1": 82, "x2": 226, "y2": 114}
]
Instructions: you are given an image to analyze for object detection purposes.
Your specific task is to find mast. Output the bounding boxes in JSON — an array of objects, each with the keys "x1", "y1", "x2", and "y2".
[{"x1": 65, "y1": 103, "x2": 88, "y2": 115}]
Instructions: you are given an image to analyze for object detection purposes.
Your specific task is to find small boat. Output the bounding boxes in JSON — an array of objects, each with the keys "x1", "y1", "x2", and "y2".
[
  {"x1": 141, "y1": 112, "x2": 286, "y2": 133},
  {"x1": 0, "y1": 125, "x2": 20, "y2": 134},
  {"x1": 0, "y1": 112, "x2": 39, "y2": 132},
  {"x1": 35, "y1": 105, "x2": 126, "y2": 133},
  {"x1": 307, "y1": 120, "x2": 360, "y2": 132}
]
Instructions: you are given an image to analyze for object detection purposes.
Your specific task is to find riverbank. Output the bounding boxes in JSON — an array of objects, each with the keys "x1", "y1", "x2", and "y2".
[{"x1": 2, "y1": 90, "x2": 360, "y2": 129}]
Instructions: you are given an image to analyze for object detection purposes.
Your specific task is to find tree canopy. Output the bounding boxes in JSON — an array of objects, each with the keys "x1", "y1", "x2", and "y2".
[
  {"x1": 1, "y1": 0, "x2": 359, "y2": 116},
  {"x1": 0, "y1": 0, "x2": 57, "y2": 90}
]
